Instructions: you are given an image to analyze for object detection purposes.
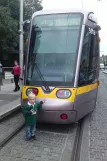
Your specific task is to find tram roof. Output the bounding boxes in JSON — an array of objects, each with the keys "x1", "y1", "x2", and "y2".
[{"x1": 32, "y1": 8, "x2": 98, "y2": 24}]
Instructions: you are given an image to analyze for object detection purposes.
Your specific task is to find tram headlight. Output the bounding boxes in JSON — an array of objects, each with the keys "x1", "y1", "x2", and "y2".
[
  {"x1": 26, "y1": 88, "x2": 38, "y2": 96},
  {"x1": 56, "y1": 89, "x2": 71, "y2": 99}
]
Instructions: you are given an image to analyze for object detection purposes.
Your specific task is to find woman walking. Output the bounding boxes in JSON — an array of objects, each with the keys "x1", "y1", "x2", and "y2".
[{"x1": 12, "y1": 60, "x2": 21, "y2": 92}]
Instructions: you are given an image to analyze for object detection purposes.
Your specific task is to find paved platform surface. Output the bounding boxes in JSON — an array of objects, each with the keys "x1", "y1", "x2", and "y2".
[
  {"x1": 0, "y1": 79, "x2": 21, "y2": 119},
  {"x1": 0, "y1": 79, "x2": 22, "y2": 102},
  {"x1": 89, "y1": 73, "x2": 107, "y2": 161},
  {"x1": 80, "y1": 72, "x2": 107, "y2": 161}
]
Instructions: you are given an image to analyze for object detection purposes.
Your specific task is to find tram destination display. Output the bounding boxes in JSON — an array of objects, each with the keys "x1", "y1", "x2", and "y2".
[{"x1": 33, "y1": 14, "x2": 82, "y2": 27}]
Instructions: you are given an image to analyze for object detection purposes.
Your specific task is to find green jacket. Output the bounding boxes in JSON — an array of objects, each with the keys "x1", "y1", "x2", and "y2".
[{"x1": 24, "y1": 102, "x2": 43, "y2": 126}]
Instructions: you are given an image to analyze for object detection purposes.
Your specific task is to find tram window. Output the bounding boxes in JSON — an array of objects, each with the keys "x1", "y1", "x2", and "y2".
[{"x1": 78, "y1": 26, "x2": 99, "y2": 86}]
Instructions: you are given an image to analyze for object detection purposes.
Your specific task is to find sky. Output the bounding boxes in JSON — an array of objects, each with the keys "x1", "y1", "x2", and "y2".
[{"x1": 42, "y1": 0, "x2": 107, "y2": 55}]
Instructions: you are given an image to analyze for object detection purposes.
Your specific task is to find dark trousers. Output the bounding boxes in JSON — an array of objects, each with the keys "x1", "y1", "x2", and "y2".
[{"x1": 14, "y1": 75, "x2": 20, "y2": 90}]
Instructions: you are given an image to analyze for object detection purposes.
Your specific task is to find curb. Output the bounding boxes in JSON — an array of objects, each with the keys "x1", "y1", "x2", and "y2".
[
  {"x1": 60, "y1": 124, "x2": 77, "y2": 161},
  {"x1": 0, "y1": 121, "x2": 25, "y2": 148},
  {"x1": 0, "y1": 103, "x2": 24, "y2": 148},
  {"x1": 79, "y1": 114, "x2": 91, "y2": 161},
  {"x1": 0, "y1": 104, "x2": 21, "y2": 120}
]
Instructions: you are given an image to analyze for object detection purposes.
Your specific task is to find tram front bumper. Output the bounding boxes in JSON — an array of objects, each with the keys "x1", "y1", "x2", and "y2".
[
  {"x1": 21, "y1": 98, "x2": 76, "y2": 124},
  {"x1": 36, "y1": 110, "x2": 76, "y2": 124}
]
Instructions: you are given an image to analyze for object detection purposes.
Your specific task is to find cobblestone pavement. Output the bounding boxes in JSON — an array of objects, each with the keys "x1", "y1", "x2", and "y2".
[
  {"x1": 89, "y1": 72, "x2": 107, "y2": 161},
  {"x1": 0, "y1": 123, "x2": 77, "y2": 161},
  {"x1": 100, "y1": 72, "x2": 107, "y2": 87},
  {"x1": 0, "y1": 112, "x2": 24, "y2": 144}
]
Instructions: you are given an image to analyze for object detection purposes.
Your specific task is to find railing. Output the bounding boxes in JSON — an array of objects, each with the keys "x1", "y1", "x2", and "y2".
[{"x1": 2, "y1": 67, "x2": 13, "y2": 73}]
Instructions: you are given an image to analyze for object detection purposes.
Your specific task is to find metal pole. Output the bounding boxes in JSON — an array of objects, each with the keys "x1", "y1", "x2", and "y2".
[{"x1": 19, "y1": 0, "x2": 24, "y2": 79}]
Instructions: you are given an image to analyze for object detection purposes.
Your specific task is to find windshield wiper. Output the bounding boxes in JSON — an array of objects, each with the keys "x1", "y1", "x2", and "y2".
[{"x1": 30, "y1": 53, "x2": 50, "y2": 92}]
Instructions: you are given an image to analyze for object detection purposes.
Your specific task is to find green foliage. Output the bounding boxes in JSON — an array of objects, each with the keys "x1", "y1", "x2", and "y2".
[
  {"x1": 24, "y1": 0, "x2": 43, "y2": 20},
  {"x1": 0, "y1": 6, "x2": 18, "y2": 54},
  {"x1": 0, "y1": 0, "x2": 19, "y2": 20},
  {"x1": 0, "y1": 0, "x2": 43, "y2": 66}
]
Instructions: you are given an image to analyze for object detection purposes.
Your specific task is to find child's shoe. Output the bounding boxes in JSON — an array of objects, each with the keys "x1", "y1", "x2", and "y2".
[
  {"x1": 25, "y1": 137, "x2": 31, "y2": 141},
  {"x1": 32, "y1": 135, "x2": 36, "y2": 140}
]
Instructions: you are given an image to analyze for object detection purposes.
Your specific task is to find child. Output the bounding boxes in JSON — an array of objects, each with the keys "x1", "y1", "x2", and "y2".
[{"x1": 23, "y1": 92, "x2": 45, "y2": 140}]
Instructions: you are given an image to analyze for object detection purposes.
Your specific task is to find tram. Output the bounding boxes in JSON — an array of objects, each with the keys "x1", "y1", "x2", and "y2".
[{"x1": 21, "y1": 9, "x2": 101, "y2": 124}]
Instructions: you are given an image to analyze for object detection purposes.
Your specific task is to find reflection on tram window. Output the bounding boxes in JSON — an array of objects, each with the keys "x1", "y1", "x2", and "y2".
[
  {"x1": 78, "y1": 26, "x2": 99, "y2": 86},
  {"x1": 27, "y1": 13, "x2": 82, "y2": 86}
]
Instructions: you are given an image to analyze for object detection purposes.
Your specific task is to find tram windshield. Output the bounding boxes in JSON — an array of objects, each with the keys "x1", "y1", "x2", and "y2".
[{"x1": 26, "y1": 13, "x2": 83, "y2": 86}]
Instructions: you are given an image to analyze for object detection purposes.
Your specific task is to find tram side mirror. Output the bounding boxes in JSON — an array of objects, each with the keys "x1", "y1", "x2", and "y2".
[{"x1": 93, "y1": 24, "x2": 101, "y2": 31}]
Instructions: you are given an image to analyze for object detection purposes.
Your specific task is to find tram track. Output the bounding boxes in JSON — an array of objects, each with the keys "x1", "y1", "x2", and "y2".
[
  {"x1": 71, "y1": 119, "x2": 84, "y2": 161},
  {"x1": 0, "y1": 106, "x2": 85, "y2": 161}
]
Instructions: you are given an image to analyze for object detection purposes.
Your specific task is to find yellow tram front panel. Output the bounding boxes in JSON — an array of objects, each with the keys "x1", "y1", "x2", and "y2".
[
  {"x1": 22, "y1": 81, "x2": 99, "y2": 101},
  {"x1": 76, "y1": 81, "x2": 99, "y2": 95},
  {"x1": 22, "y1": 86, "x2": 77, "y2": 103}
]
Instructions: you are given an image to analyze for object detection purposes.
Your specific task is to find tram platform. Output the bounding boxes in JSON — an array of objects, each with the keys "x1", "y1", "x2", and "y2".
[
  {"x1": 0, "y1": 80, "x2": 21, "y2": 120},
  {"x1": 80, "y1": 72, "x2": 107, "y2": 161}
]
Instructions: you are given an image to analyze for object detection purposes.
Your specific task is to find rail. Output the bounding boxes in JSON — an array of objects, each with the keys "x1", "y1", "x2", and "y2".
[
  {"x1": 2, "y1": 67, "x2": 13, "y2": 74},
  {"x1": 0, "y1": 114, "x2": 84, "y2": 160},
  {"x1": 71, "y1": 119, "x2": 84, "y2": 161}
]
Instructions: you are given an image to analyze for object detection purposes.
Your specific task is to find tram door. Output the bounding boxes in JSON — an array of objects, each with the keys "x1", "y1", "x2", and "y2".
[{"x1": 75, "y1": 26, "x2": 100, "y2": 120}]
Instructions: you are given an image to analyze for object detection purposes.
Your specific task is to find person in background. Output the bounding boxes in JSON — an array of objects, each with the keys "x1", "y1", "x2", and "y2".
[
  {"x1": 12, "y1": 60, "x2": 21, "y2": 92},
  {"x1": 23, "y1": 92, "x2": 45, "y2": 141}
]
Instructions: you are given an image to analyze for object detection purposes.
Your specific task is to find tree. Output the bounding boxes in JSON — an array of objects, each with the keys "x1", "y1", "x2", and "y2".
[
  {"x1": 24, "y1": 0, "x2": 43, "y2": 20},
  {"x1": 0, "y1": 0, "x2": 19, "y2": 20},
  {"x1": 0, "y1": 0, "x2": 43, "y2": 66},
  {"x1": 0, "y1": 7, "x2": 18, "y2": 54}
]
